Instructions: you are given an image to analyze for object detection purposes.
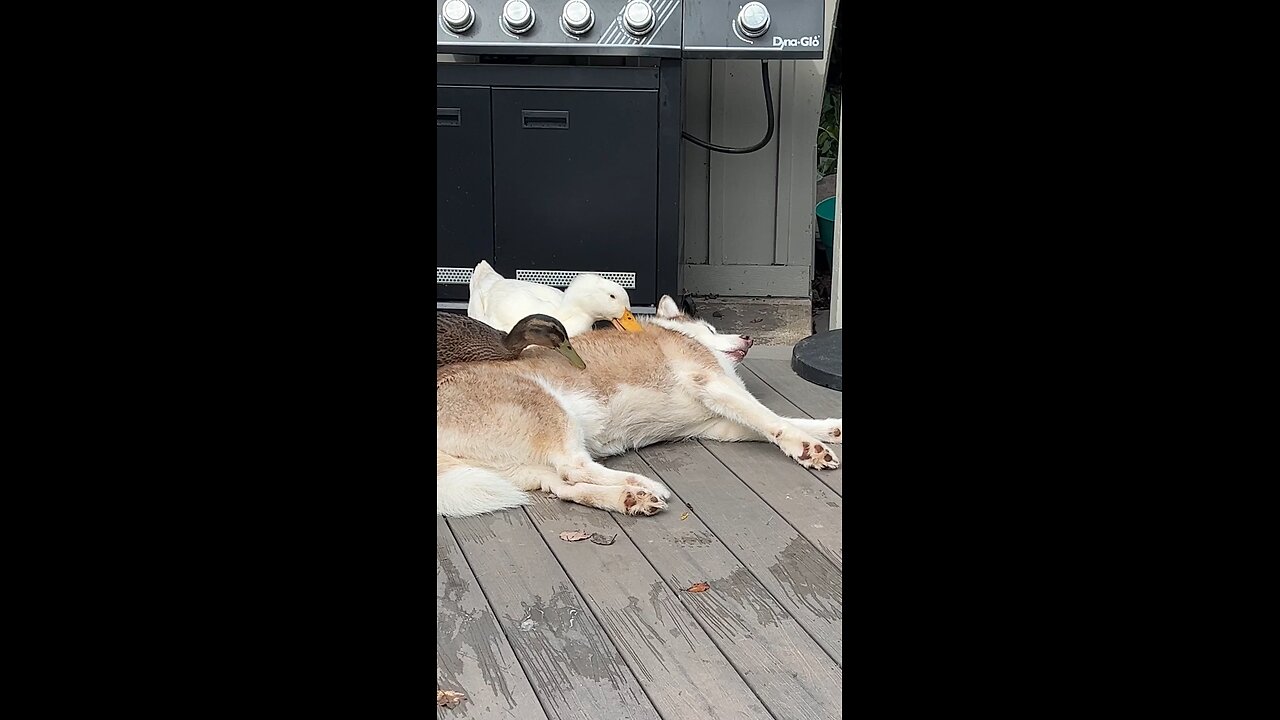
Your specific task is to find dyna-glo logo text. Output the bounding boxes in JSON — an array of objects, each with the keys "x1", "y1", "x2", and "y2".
[{"x1": 772, "y1": 35, "x2": 821, "y2": 47}]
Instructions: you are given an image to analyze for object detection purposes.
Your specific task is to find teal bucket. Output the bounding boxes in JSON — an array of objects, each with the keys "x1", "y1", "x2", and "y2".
[{"x1": 815, "y1": 196, "x2": 836, "y2": 267}]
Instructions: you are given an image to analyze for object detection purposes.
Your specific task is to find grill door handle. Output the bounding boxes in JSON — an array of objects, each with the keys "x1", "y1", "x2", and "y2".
[
  {"x1": 522, "y1": 110, "x2": 569, "y2": 129},
  {"x1": 437, "y1": 108, "x2": 461, "y2": 126}
]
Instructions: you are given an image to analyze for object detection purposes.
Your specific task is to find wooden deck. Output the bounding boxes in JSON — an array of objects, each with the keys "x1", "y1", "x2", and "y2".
[{"x1": 437, "y1": 348, "x2": 843, "y2": 720}]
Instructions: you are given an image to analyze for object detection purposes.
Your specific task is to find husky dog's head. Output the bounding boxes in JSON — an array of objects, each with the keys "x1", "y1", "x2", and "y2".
[{"x1": 649, "y1": 295, "x2": 754, "y2": 364}]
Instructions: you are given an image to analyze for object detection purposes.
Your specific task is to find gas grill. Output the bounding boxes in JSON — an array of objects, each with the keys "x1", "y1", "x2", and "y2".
[{"x1": 437, "y1": 0, "x2": 826, "y2": 311}]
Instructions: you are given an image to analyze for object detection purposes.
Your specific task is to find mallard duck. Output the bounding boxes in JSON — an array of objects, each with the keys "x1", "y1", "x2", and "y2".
[
  {"x1": 436, "y1": 312, "x2": 586, "y2": 369},
  {"x1": 466, "y1": 261, "x2": 643, "y2": 337}
]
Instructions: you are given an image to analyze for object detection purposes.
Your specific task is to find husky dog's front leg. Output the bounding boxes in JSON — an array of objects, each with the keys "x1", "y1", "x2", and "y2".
[
  {"x1": 698, "y1": 417, "x2": 843, "y2": 444},
  {"x1": 781, "y1": 418, "x2": 843, "y2": 443},
  {"x1": 692, "y1": 376, "x2": 840, "y2": 469}
]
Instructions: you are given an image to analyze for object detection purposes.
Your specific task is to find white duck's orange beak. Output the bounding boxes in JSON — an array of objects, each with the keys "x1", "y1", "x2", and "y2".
[{"x1": 610, "y1": 309, "x2": 643, "y2": 333}]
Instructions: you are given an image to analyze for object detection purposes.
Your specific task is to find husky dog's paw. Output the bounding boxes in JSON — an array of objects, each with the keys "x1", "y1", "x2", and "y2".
[
  {"x1": 810, "y1": 420, "x2": 843, "y2": 444},
  {"x1": 621, "y1": 488, "x2": 668, "y2": 516},
  {"x1": 778, "y1": 434, "x2": 840, "y2": 470},
  {"x1": 625, "y1": 475, "x2": 671, "y2": 500}
]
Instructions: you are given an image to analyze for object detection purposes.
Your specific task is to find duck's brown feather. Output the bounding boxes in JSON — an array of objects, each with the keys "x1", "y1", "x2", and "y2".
[
  {"x1": 436, "y1": 312, "x2": 519, "y2": 366},
  {"x1": 437, "y1": 311, "x2": 578, "y2": 368}
]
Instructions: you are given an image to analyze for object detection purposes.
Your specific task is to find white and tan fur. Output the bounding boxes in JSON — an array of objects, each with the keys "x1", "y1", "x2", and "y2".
[{"x1": 437, "y1": 295, "x2": 842, "y2": 517}]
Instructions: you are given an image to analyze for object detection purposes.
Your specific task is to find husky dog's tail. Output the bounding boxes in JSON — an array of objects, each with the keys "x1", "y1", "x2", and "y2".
[{"x1": 437, "y1": 451, "x2": 531, "y2": 517}]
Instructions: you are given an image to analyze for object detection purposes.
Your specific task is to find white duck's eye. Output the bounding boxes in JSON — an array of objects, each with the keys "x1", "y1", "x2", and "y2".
[{"x1": 609, "y1": 294, "x2": 615, "y2": 300}]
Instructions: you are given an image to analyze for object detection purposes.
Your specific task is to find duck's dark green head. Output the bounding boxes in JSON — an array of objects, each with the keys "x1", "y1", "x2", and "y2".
[{"x1": 507, "y1": 314, "x2": 587, "y2": 369}]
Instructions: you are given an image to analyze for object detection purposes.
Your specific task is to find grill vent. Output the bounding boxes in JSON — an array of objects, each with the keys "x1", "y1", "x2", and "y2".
[
  {"x1": 515, "y1": 270, "x2": 637, "y2": 289},
  {"x1": 436, "y1": 267, "x2": 473, "y2": 285},
  {"x1": 436, "y1": 267, "x2": 637, "y2": 289}
]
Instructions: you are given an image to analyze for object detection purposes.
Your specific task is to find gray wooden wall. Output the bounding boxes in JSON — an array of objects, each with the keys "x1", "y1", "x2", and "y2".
[{"x1": 681, "y1": 0, "x2": 837, "y2": 299}]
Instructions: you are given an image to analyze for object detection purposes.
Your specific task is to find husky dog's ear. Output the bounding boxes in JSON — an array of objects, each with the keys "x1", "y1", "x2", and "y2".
[
  {"x1": 656, "y1": 295, "x2": 682, "y2": 319},
  {"x1": 679, "y1": 295, "x2": 699, "y2": 318}
]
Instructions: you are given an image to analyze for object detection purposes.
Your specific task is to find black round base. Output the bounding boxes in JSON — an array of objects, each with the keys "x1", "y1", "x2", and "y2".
[{"x1": 791, "y1": 329, "x2": 842, "y2": 391}]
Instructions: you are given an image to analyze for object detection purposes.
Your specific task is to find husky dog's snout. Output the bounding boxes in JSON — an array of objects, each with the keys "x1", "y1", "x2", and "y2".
[{"x1": 739, "y1": 335, "x2": 753, "y2": 348}]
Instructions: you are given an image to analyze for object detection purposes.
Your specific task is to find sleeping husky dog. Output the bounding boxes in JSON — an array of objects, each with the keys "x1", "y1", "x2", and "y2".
[{"x1": 437, "y1": 295, "x2": 842, "y2": 517}]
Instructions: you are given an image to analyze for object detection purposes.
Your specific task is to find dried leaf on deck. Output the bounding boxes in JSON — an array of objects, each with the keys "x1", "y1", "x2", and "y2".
[
  {"x1": 559, "y1": 530, "x2": 591, "y2": 542},
  {"x1": 437, "y1": 690, "x2": 467, "y2": 708},
  {"x1": 684, "y1": 582, "x2": 711, "y2": 593},
  {"x1": 589, "y1": 533, "x2": 616, "y2": 545}
]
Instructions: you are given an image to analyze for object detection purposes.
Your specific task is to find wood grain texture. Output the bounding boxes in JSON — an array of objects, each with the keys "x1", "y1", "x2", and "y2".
[
  {"x1": 437, "y1": 518, "x2": 549, "y2": 720},
  {"x1": 697, "y1": 440, "x2": 842, "y2": 569},
  {"x1": 523, "y1": 493, "x2": 772, "y2": 720},
  {"x1": 632, "y1": 444, "x2": 844, "y2": 671},
  {"x1": 605, "y1": 452, "x2": 844, "y2": 720},
  {"x1": 447, "y1": 510, "x2": 661, "y2": 720},
  {"x1": 743, "y1": 359, "x2": 842, "y2": 420}
]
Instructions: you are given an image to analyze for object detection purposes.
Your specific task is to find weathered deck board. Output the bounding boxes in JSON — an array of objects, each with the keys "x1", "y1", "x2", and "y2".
[
  {"x1": 738, "y1": 363, "x2": 809, "y2": 417},
  {"x1": 698, "y1": 440, "x2": 843, "y2": 569},
  {"x1": 522, "y1": 492, "x2": 772, "y2": 720},
  {"x1": 738, "y1": 365, "x2": 843, "y2": 496},
  {"x1": 447, "y1": 510, "x2": 662, "y2": 720},
  {"x1": 743, "y1": 358, "x2": 843, "y2": 420},
  {"x1": 632, "y1": 443, "x2": 845, "y2": 670},
  {"x1": 808, "y1": 458, "x2": 843, "y2": 496},
  {"x1": 437, "y1": 518, "x2": 549, "y2": 720},
  {"x1": 606, "y1": 451, "x2": 845, "y2": 718}
]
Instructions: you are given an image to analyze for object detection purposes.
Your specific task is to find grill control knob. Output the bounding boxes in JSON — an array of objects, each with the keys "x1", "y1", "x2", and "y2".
[
  {"x1": 562, "y1": 0, "x2": 594, "y2": 34},
  {"x1": 502, "y1": 0, "x2": 536, "y2": 33},
  {"x1": 442, "y1": 0, "x2": 475, "y2": 32},
  {"x1": 622, "y1": 1, "x2": 655, "y2": 36},
  {"x1": 737, "y1": 2, "x2": 770, "y2": 38}
]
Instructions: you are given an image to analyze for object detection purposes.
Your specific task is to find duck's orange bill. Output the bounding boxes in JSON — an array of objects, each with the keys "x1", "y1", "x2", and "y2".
[{"x1": 611, "y1": 310, "x2": 644, "y2": 333}]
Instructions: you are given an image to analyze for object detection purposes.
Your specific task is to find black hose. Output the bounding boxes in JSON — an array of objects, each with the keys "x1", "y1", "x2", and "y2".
[{"x1": 681, "y1": 61, "x2": 774, "y2": 155}]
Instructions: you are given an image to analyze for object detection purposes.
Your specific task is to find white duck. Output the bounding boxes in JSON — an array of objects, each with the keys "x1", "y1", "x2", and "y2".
[{"x1": 467, "y1": 261, "x2": 643, "y2": 337}]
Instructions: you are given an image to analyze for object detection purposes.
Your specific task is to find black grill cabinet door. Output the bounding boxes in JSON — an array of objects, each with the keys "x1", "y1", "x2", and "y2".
[
  {"x1": 437, "y1": 87, "x2": 493, "y2": 301},
  {"x1": 491, "y1": 88, "x2": 658, "y2": 306}
]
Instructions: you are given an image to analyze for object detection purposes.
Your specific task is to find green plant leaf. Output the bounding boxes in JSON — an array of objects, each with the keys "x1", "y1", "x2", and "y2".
[{"x1": 815, "y1": 89, "x2": 840, "y2": 178}]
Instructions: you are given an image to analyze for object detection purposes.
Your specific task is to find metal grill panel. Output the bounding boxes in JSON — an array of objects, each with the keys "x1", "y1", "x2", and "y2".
[
  {"x1": 437, "y1": 267, "x2": 474, "y2": 285},
  {"x1": 515, "y1": 269, "x2": 637, "y2": 289}
]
